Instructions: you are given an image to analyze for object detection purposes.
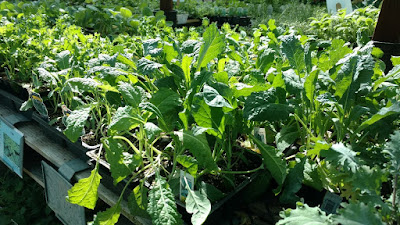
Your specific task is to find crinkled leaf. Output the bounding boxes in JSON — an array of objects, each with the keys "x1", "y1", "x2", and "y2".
[
  {"x1": 277, "y1": 203, "x2": 332, "y2": 225},
  {"x1": 37, "y1": 68, "x2": 57, "y2": 85},
  {"x1": 147, "y1": 176, "x2": 183, "y2": 225},
  {"x1": 175, "y1": 130, "x2": 218, "y2": 171},
  {"x1": 108, "y1": 106, "x2": 144, "y2": 135},
  {"x1": 138, "y1": 58, "x2": 163, "y2": 76},
  {"x1": 143, "y1": 39, "x2": 162, "y2": 57},
  {"x1": 63, "y1": 78, "x2": 99, "y2": 94},
  {"x1": 118, "y1": 82, "x2": 146, "y2": 107},
  {"x1": 321, "y1": 143, "x2": 359, "y2": 173},
  {"x1": 67, "y1": 167, "x2": 101, "y2": 210},
  {"x1": 256, "y1": 48, "x2": 275, "y2": 73},
  {"x1": 56, "y1": 50, "x2": 71, "y2": 69},
  {"x1": 64, "y1": 105, "x2": 91, "y2": 142},
  {"x1": 280, "y1": 35, "x2": 305, "y2": 72},
  {"x1": 185, "y1": 187, "x2": 211, "y2": 225},
  {"x1": 251, "y1": 135, "x2": 287, "y2": 185},
  {"x1": 333, "y1": 202, "x2": 385, "y2": 225},
  {"x1": 244, "y1": 89, "x2": 292, "y2": 122},
  {"x1": 197, "y1": 23, "x2": 225, "y2": 71},
  {"x1": 282, "y1": 69, "x2": 303, "y2": 95},
  {"x1": 93, "y1": 204, "x2": 121, "y2": 225}
]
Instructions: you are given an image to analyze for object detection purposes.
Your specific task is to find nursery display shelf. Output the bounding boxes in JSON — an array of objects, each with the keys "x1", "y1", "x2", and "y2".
[{"x1": 0, "y1": 90, "x2": 151, "y2": 225}]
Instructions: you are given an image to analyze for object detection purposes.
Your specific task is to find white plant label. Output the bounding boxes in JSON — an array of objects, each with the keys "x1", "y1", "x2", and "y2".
[
  {"x1": 179, "y1": 170, "x2": 194, "y2": 202},
  {"x1": 326, "y1": 0, "x2": 353, "y2": 15},
  {"x1": 253, "y1": 127, "x2": 267, "y2": 144}
]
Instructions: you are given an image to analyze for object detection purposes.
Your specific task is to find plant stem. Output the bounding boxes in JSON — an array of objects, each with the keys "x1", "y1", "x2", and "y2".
[
  {"x1": 219, "y1": 164, "x2": 263, "y2": 175},
  {"x1": 393, "y1": 174, "x2": 398, "y2": 221},
  {"x1": 113, "y1": 136, "x2": 141, "y2": 155}
]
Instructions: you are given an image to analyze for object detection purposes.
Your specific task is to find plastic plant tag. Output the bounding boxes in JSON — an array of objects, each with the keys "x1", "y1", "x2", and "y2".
[
  {"x1": 0, "y1": 117, "x2": 24, "y2": 178},
  {"x1": 326, "y1": 0, "x2": 352, "y2": 15},
  {"x1": 30, "y1": 92, "x2": 49, "y2": 118},
  {"x1": 42, "y1": 161, "x2": 86, "y2": 225},
  {"x1": 321, "y1": 191, "x2": 342, "y2": 214},
  {"x1": 253, "y1": 127, "x2": 267, "y2": 144},
  {"x1": 179, "y1": 170, "x2": 194, "y2": 202}
]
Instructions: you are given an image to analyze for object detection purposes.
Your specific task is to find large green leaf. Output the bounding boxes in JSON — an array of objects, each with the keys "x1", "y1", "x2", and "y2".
[
  {"x1": 143, "y1": 39, "x2": 162, "y2": 57},
  {"x1": 282, "y1": 69, "x2": 303, "y2": 95},
  {"x1": 277, "y1": 203, "x2": 333, "y2": 225},
  {"x1": 67, "y1": 167, "x2": 101, "y2": 210},
  {"x1": 333, "y1": 202, "x2": 385, "y2": 225},
  {"x1": 147, "y1": 176, "x2": 183, "y2": 225},
  {"x1": 117, "y1": 54, "x2": 136, "y2": 70},
  {"x1": 192, "y1": 97, "x2": 224, "y2": 138},
  {"x1": 64, "y1": 105, "x2": 91, "y2": 142},
  {"x1": 251, "y1": 135, "x2": 287, "y2": 185},
  {"x1": 202, "y1": 85, "x2": 232, "y2": 108},
  {"x1": 63, "y1": 78, "x2": 99, "y2": 94},
  {"x1": 244, "y1": 89, "x2": 292, "y2": 122},
  {"x1": 56, "y1": 50, "x2": 71, "y2": 69},
  {"x1": 175, "y1": 129, "x2": 218, "y2": 171},
  {"x1": 321, "y1": 143, "x2": 359, "y2": 173},
  {"x1": 177, "y1": 155, "x2": 198, "y2": 177},
  {"x1": 280, "y1": 158, "x2": 305, "y2": 204},
  {"x1": 93, "y1": 204, "x2": 121, "y2": 225},
  {"x1": 103, "y1": 138, "x2": 141, "y2": 184},
  {"x1": 37, "y1": 68, "x2": 57, "y2": 85},
  {"x1": 185, "y1": 187, "x2": 211, "y2": 225},
  {"x1": 256, "y1": 48, "x2": 275, "y2": 73},
  {"x1": 118, "y1": 82, "x2": 146, "y2": 107},
  {"x1": 275, "y1": 123, "x2": 299, "y2": 152},
  {"x1": 182, "y1": 55, "x2": 193, "y2": 84},
  {"x1": 138, "y1": 58, "x2": 163, "y2": 76},
  {"x1": 280, "y1": 35, "x2": 305, "y2": 73},
  {"x1": 356, "y1": 102, "x2": 400, "y2": 133},
  {"x1": 197, "y1": 23, "x2": 225, "y2": 71},
  {"x1": 150, "y1": 88, "x2": 182, "y2": 115},
  {"x1": 108, "y1": 106, "x2": 144, "y2": 135},
  {"x1": 304, "y1": 69, "x2": 319, "y2": 102},
  {"x1": 120, "y1": 7, "x2": 132, "y2": 18},
  {"x1": 232, "y1": 83, "x2": 269, "y2": 98}
]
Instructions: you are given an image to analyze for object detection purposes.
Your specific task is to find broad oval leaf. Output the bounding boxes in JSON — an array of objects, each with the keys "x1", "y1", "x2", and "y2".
[
  {"x1": 175, "y1": 129, "x2": 218, "y2": 171},
  {"x1": 197, "y1": 23, "x2": 225, "y2": 71},
  {"x1": 120, "y1": 7, "x2": 132, "y2": 18},
  {"x1": 64, "y1": 105, "x2": 91, "y2": 143},
  {"x1": 244, "y1": 89, "x2": 292, "y2": 122},
  {"x1": 67, "y1": 167, "x2": 102, "y2": 210},
  {"x1": 202, "y1": 85, "x2": 232, "y2": 108},
  {"x1": 185, "y1": 189, "x2": 211, "y2": 225},
  {"x1": 118, "y1": 82, "x2": 146, "y2": 107},
  {"x1": 93, "y1": 204, "x2": 121, "y2": 225}
]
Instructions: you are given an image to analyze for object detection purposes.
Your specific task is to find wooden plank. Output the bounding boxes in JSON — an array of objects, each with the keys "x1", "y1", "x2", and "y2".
[{"x1": 24, "y1": 166, "x2": 44, "y2": 188}]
